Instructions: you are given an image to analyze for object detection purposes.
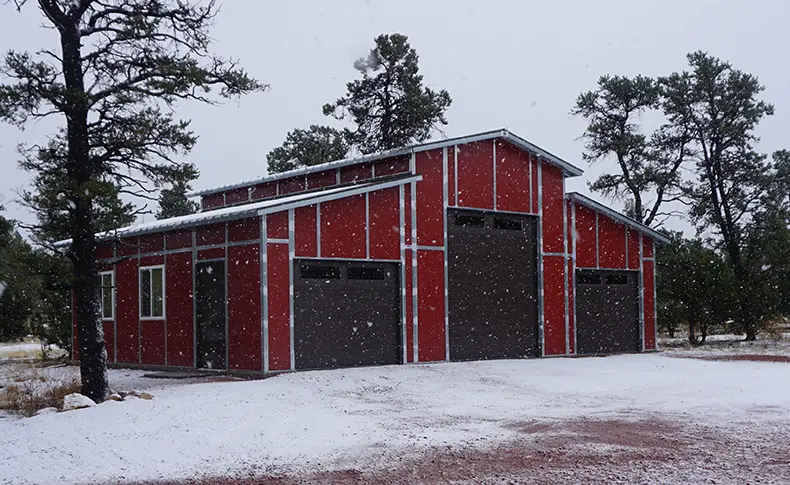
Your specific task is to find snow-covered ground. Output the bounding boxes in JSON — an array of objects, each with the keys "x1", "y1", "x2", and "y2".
[
  {"x1": 0, "y1": 340, "x2": 65, "y2": 360},
  {"x1": 660, "y1": 333, "x2": 790, "y2": 358},
  {"x1": 1, "y1": 354, "x2": 789, "y2": 484}
]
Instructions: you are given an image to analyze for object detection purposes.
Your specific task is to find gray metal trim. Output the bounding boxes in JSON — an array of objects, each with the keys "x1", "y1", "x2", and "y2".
[
  {"x1": 224, "y1": 222, "x2": 229, "y2": 370},
  {"x1": 335, "y1": 168, "x2": 341, "y2": 185},
  {"x1": 563, "y1": 183, "x2": 570, "y2": 355},
  {"x1": 164, "y1": 251, "x2": 168, "y2": 365},
  {"x1": 595, "y1": 212, "x2": 600, "y2": 269},
  {"x1": 448, "y1": 206, "x2": 534, "y2": 217},
  {"x1": 453, "y1": 144, "x2": 459, "y2": 205},
  {"x1": 442, "y1": 146, "x2": 450, "y2": 362},
  {"x1": 137, "y1": 242, "x2": 141, "y2": 363},
  {"x1": 316, "y1": 202, "x2": 321, "y2": 257},
  {"x1": 638, "y1": 232, "x2": 645, "y2": 351},
  {"x1": 529, "y1": 155, "x2": 534, "y2": 214},
  {"x1": 295, "y1": 256, "x2": 402, "y2": 263},
  {"x1": 399, "y1": 184, "x2": 407, "y2": 364},
  {"x1": 411, "y1": 171, "x2": 419, "y2": 362},
  {"x1": 654, "y1": 257, "x2": 659, "y2": 351},
  {"x1": 567, "y1": 192, "x2": 671, "y2": 244},
  {"x1": 543, "y1": 251, "x2": 568, "y2": 257},
  {"x1": 412, "y1": 245, "x2": 443, "y2": 251},
  {"x1": 288, "y1": 209, "x2": 296, "y2": 371},
  {"x1": 191, "y1": 229, "x2": 197, "y2": 368},
  {"x1": 260, "y1": 215, "x2": 268, "y2": 372},
  {"x1": 266, "y1": 238, "x2": 289, "y2": 244},
  {"x1": 643, "y1": 257, "x2": 656, "y2": 262},
  {"x1": 365, "y1": 192, "x2": 370, "y2": 259},
  {"x1": 113, "y1": 244, "x2": 117, "y2": 364},
  {"x1": 492, "y1": 139, "x2": 497, "y2": 210},
  {"x1": 537, "y1": 157, "x2": 545, "y2": 357},
  {"x1": 571, "y1": 201, "x2": 578, "y2": 355}
]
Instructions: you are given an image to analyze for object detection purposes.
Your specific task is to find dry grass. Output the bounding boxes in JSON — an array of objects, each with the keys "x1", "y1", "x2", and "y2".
[
  {"x1": 0, "y1": 369, "x2": 81, "y2": 417},
  {"x1": 765, "y1": 318, "x2": 788, "y2": 342}
]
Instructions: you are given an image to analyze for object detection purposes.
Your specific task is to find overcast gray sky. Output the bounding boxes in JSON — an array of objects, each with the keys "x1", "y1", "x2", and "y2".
[{"x1": 1, "y1": 0, "x2": 788, "y2": 235}]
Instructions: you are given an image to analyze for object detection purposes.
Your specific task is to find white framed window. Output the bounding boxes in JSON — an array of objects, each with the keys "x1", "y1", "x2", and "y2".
[
  {"x1": 97, "y1": 271, "x2": 115, "y2": 320},
  {"x1": 139, "y1": 265, "x2": 165, "y2": 319}
]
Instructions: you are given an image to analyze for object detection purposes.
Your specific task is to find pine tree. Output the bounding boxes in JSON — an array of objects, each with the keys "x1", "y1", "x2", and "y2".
[
  {"x1": 157, "y1": 163, "x2": 199, "y2": 219},
  {"x1": 323, "y1": 33, "x2": 452, "y2": 155},
  {"x1": 266, "y1": 125, "x2": 349, "y2": 174},
  {"x1": 0, "y1": 0, "x2": 265, "y2": 402}
]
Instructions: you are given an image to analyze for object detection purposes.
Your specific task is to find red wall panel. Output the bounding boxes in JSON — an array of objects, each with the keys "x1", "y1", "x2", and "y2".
[
  {"x1": 115, "y1": 258, "x2": 139, "y2": 363},
  {"x1": 295, "y1": 205, "x2": 317, "y2": 257},
  {"x1": 197, "y1": 223, "x2": 225, "y2": 246},
  {"x1": 405, "y1": 249, "x2": 414, "y2": 363},
  {"x1": 374, "y1": 156, "x2": 409, "y2": 177},
  {"x1": 567, "y1": 258, "x2": 575, "y2": 355},
  {"x1": 279, "y1": 176, "x2": 306, "y2": 195},
  {"x1": 575, "y1": 204, "x2": 597, "y2": 268},
  {"x1": 543, "y1": 255, "x2": 566, "y2": 356},
  {"x1": 307, "y1": 170, "x2": 337, "y2": 189},
  {"x1": 117, "y1": 237, "x2": 138, "y2": 257},
  {"x1": 415, "y1": 149, "x2": 444, "y2": 247},
  {"x1": 368, "y1": 188, "x2": 400, "y2": 260},
  {"x1": 252, "y1": 182, "x2": 277, "y2": 200},
  {"x1": 96, "y1": 243, "x2": 113, "y2": 259},
  {"x1": 340, "y1": 162, "x2": 373, "y2": 183},
  {"x1": 627, "y1": 228, "x2": 640, "y2": 270},
  {"x1": 598, "y1": 214, "x2": 627, "y2": 269},
  {"x1": 267, "y1": 212, "x2": 288, "y2": 240},
  {"x1": 320, "y1": 194, "x2": 366, "y2": 258},
  {"x1": 457, "y1": 140, "x2": 494, "y2": 209},
  {"x1": 197, "y1": 247, "x2": 225, "y2": 261},
  {"x1": 447, "y1": 146, "x2": 456, "y2": 206},
  {"x1": 103, "y1": 321, "x2": 114, "y2": 363},
  {"x1": 404, "y1": 184, "x2": 412, "y2": 245},
  {"x1": 267, "y1": 243, "x2": 290, "y2": 371},
  {"x1": 531, "y1": 155, "x2": 539, "y2": 213},
  {"x1": 201, "y1": 192, "x2": 224, "y2": 210},
  {"x1": 541, "y1": 162, "x2": 565, "y2": 254},
  {"x1": 495, "y1": 140, "x2": 532, "y2": 213},
  {"x1": 166, "y1": 251, "x2": 193, "y2": 367},
  {"x1": 228, "y1": 217, "x2": 260, "y2": 242},
  {"x1": 228, "y1": 244, "x2": 262, "y2": 370},
  {"x1": 166, "y1": 229, "x2": 192, "y2": 250},
  {"x1": 417, "y1": 250, "x2": 446, "y2": 362},
  {"x1": 643, "y1": 260, "x2": 656, "y2": 350},
  {"x1": 140, "y1": 255, "x2": 164, "y2": 267},
  {"x1": 225, "y1": 187, "x2": 249, "y2": 205},
  {"x1": 643, "y1": 237, "x2": 654, "y2": 258},
  {"x1": 141, "y1": 321, "x2": 165, "y2": 365}
]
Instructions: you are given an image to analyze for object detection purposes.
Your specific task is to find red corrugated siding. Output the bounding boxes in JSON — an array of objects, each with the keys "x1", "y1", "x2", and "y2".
[
  {"x1": 541, "y1": 162, "x2": 564, "y2": 254},
  {"x1": 166, "y1": 251, "x2": 193, "y2": 367},
  {"x1": 267, "y1": 212, "x2": 288, "y2": 240},
  {"x1": 368, "y1": 188, "x2": 400, "y2": 260},
  {"x1": 320, "y1": 194, "x2": 366, "y2": 258},
  {"x1": 643, "y1": 260, "x2": 656, "y2": 350},
  {"x1": 140, "y1": 255, "x2": 164, "y2": 267},
  {"x1": 643, "y1": 237, "x2": 654, "y2": 258},
  {"x1": 307, "y1": 170, "x2": 337, "y2": 189},
  {"x1": 197, "y1": 223, "x2": 225, "y2": 246},
  {"x1": 575, "y1": 204, "x2": 597, "y2": 268},
  {"x1": 267, "y1": 243, "x2": 290, "y2": 371},
  {"x1": 416, "y1": 149, "x2": 444, "y2": 247},
  {"x1": 225, "y1": 187, "x2": 248, "y2": 205},
  {"x1": 279, "y1": 176, "x2": 306, "y2": 195},
  {"x1": 197, "y1": 247, "x2": 224, "y2": 261},
  {"x1": 103, "y1": 321, "x2": 114, "y2": 363},
  {"x1": 447, "y1": 146, "x2": 456, "y2": 206},
  {"x1": 228, "y1": 217, "x2": 259, "y2": 243},
  {"x1": 295, "y1": 205, "x2": 317, "y2": 257},
  {"x1": 543, "y1": 256, "x2": 566, "y2": 356},
  {"x1": 115, "y1": 258, "x2": 139, "y2": 363},
  {"x1": 495, "y1": 140, "x2": 532, "y2": 213},
  {"x1": 202, "y1": 192, "x2": 224, "y2": 210},
  {"x1": 417, "y1": 250, "x2": 446, "y2": 362},
  {"x1": 598, "y1": 214, "x2": 626, "y2": 269},
  {"x1": 404, "y1": 184, "x2": 412, "y2": 245},
  {"x1": 166, "y1": 229, "x2": 192, "y2": 250},
  {"x1": 405, "y1": 249, "x2": 414, "y2": 363},
  {"x1": 374, "y1": 156, "x2": 409, "y2": 177},
  {"x1": 567, "y1": 258, "x2": 575, "y2": 354},
  {"x1": 531, "y1": 155, "x2": 539, "y2": 213},
  {"x1": 627, "y1": 228, "x2": 640, "y2": 269},
  {"x1": 141, "y1": 321, "x2": 165, "y2": 365},
  {"x1": 96, "y1": 243, "x2": 113, "y2": 259},
  {"x1": 228, "y1": 244, "x2": 262, "y2": 370},
  {"x1": 117, "y1": 237, "x2": 138, "y2": 257},
  {"x1": 252, "y1": 182, "x2": 277, "y2": 200},
  {"x1": 457, "y1": 140, "x2": 494, "y2": 209},
  {"x1": 340, "y1": 162, "x2": 373, "y2": 183}
]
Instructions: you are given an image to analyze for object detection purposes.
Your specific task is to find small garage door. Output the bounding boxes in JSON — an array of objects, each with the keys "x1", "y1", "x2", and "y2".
[
  {"x1": 447, "y1": 209, "x2": 539, "y2": 361},
  {"x1": 575, "y1": 270, "x2": 640, "y2": 355},
  {"x1": 294, "y1": 260, "x2": 401, "y2": 370}
]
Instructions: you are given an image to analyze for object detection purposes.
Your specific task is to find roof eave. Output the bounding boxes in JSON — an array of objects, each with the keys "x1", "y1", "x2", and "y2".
[{"x1": 567, "y1": 192, "x2": 671, "y2": 245}]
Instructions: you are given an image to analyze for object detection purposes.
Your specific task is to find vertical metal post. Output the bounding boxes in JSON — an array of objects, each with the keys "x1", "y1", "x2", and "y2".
[
  {"x1": 191, "y1": 229, "x2": 197, "y2": 368},
  {"x1": 537, "y1": 156, "x2": 545, "y2": 356},
  {"x1": 563, "y1": 195, "x2": 569, "y2": 355},
  {"x1": 316, "y1": 203, "x2": 322, "y2": 257},
  {"x1": 639, "y1": 233, "x2": 645, "y2": 351},
  {"x1": 595, "y1": 212, "x2": 600, "y2": 269},
  {"x1": 442, "y1": 147, "x2": 450, "y2": 361},
  {"x1": 260, "y1": 215, "x2": 268, "y2": 372},
  {"x1": 288, "y1": 209, "x2": 296, "y2": 371},
  {"x1": 224, "y1": 222, "x2": 229, "y2": 370},
  {"x1": 399, "y1": 185, "x2": 407, "y2": 364},
  {"x1": 365, "y1": 193, "x2": 370, "y2": 259},
  {"x1": 571, "y1": 202, "x2": 578, "y2": 355},
  {"x1": 492, "y1": 139, "x2": 497, "y2": 210},
  {"x1": 410, "y1": 153, "x2": 418, "y2": 362}
]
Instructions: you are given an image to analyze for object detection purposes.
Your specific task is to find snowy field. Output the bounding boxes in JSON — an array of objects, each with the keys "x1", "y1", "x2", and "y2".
[{"x1": 1, "y1": 354, "x2": 790, "y2": 484}]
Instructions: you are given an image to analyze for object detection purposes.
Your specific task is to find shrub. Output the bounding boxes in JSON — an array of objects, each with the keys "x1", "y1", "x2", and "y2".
[{"x1": 0, "y1": 369, "x2": 80, "y2": 416}]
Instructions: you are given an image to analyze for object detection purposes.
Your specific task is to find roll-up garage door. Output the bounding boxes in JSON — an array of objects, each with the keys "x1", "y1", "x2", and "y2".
[
  {"x1": 447, "y1": 209, "x2": 539, "y2": 361},
  {"x1": 575, "y1": 270, "x2": 640, "y2": 355},
  {"x1": 293, "y1": 260, "x2": 401, "y2": 370}
]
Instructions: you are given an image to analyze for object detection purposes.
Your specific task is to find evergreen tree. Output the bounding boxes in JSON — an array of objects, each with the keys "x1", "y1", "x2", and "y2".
[
  {"x1": 572, "y1": 75, "x2": 689, "y2": 226},
  {"x1": 267, "y1": 125, "x2": 349, "y2": 174},
  {"x1": 323, "y1": 33, "x2": 452, "y2": 154},
  {"x1": 661, "y1": 51, "x2": 775, "y2": 340},
  {"x1": 0, "y1": 210, "x2": 39, "y2": 342},
  {"x1": 157, "y1": 163, "x2": 199, "y2": 219},
  {"x1": 0, "y1": 0, "x2": 264, "y2": 401}
]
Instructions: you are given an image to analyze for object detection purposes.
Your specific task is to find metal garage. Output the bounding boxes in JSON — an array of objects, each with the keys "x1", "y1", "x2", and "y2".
[
  {"x1": 575, "y1": 270, "x2": 640, "y2": 355},
  {"x1": 293, "y1": 260, "x2": 401, "y2": 370},
  {"x1": 447, "y1": 209, "x2": 540, "y2": 361}
]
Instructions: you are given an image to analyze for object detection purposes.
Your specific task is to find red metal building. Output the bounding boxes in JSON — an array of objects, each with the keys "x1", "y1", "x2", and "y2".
[{"x1": 72, "y1": 129, "x2": 667, "y2": 372}]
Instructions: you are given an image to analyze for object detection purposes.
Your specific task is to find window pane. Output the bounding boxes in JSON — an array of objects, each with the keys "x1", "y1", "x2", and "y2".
[
  {"x1": 102, "y1": 274, "x2": 113, "y2": 319},
  {"x1": 141, "y1": 270, "x2": 152, "y2": 317},
  {"x1": 151, "y1": 268, "x2": 164, "y2": 317}
]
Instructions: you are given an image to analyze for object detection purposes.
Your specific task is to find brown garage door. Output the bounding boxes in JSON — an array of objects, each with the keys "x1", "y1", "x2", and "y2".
[
  {"x1": 575, "y1": 270, "x2": 640, "y2": 355},
  {"x1": 447, "y1": 209, "x2": 539, "y2": 361},
  {"x1": 293, "y1": 260, "x2": 401, "y2": 370}
]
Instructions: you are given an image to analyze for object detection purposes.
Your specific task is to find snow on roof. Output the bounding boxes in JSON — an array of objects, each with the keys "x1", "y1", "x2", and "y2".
[
  {"x1": 54, "y1": 175, "x2": 421, "y2": 246},
  {"x1": 567, "y1": 192, "x2": 671, "y2": 244},
  {"x1": 188, "y1": 128, "x2": 584, "y2": 198}
]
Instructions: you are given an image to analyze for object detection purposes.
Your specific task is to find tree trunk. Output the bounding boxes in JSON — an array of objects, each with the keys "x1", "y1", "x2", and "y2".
[
  {"x1": 60, "y1": 22, "x2": 109, "y2": 402},
  {"x1": 668, "y1": 325, "x2": 675, "y2": 339},
  {"x1": 688, "y1": 319, "x2": 698, "y2": 346},
  {"x1": 699, "y1": 322, "x2": 708, "y2": 345}
]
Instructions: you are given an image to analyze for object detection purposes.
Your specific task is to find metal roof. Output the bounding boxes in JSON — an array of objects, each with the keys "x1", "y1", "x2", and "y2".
[
  {"x1": 567, "y1": 192, "x2": 671, "y2": 245},
  {"x1": 188, "y1": 128, "x2": 584, "y2": 197},
  {"x1": 54, "y1": 174, "x2": 421, "y2": 246}
]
